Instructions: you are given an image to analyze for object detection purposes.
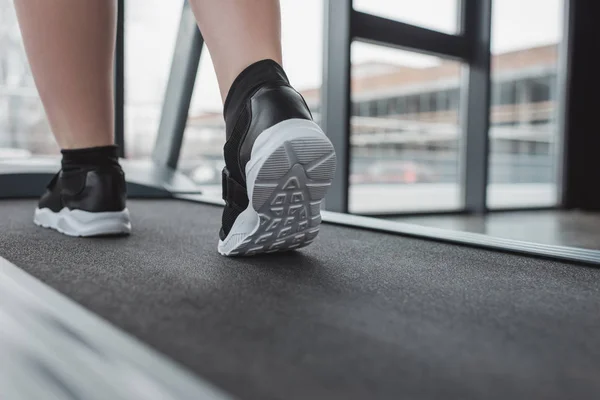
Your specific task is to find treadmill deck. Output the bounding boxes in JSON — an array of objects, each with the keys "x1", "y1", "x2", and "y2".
[{"x1": 1, "y1": 199, "x2": 599, "y2": 400}]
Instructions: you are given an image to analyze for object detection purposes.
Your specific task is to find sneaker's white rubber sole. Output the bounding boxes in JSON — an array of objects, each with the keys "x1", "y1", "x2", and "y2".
[
  {"x1": 34, "y1": 207, "x2": 132, "y2": 237},
  {"x1": 218, "y1": 119, "x2": 336, "y2": 256}
]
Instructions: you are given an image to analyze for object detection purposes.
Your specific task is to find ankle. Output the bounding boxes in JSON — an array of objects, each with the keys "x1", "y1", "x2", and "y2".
[
  {"x1": 61, "y1": 145, "x2": 121, "y2": 170},
  {"x1": 223, "y1": 59, "x2": 290, "y2": 124}
]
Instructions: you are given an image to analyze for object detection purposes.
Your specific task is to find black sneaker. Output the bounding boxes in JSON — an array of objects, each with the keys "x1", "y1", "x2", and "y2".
[
  {"x1": 34, "y1": 162, "x2": 131, "y2": 237},
  {"x1": 218, "y1": 60, "x2": 336, "y2": 256}
]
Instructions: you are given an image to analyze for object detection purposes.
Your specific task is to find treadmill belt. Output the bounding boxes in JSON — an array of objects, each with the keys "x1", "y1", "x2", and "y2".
[{"x1": 1, "y1": 199, "x2": 600, "y2": 400}]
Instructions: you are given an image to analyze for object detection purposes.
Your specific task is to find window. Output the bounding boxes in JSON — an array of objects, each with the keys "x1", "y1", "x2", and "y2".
[
  {"x1": 498, "y1": 81, "x2": 517, "y2": 106},
  {"x1": 487, "y1": 0, "x2": 564, "y2": 208},
  {"x1": 436, "y1": 90, "x2": 450, "y2": 112},
  {"x1": 353, "y1": 0, "x2": 460, "y2": 35},
  {"x1": 420, "y1": 93, "x2": 436, "y2": 114},
  {"x1": 369, "y1": 101, "x2": 379, "y2": 117},
  {"x1": 449, "y1": 88, "x2": 460, "y2": 110},
  {"x1": 360, "y1": 101, "x2": 370, "y2": 116},
  {"x1": 394, "y1": 97, "x2": 406, "y2": 115},
  {"x1": 530, "y1": 76, "x2": 553, "y2": 103},
  {"x1": 377, "y1": 99, "x2": 389, "y2": 116},
  {"x1": 407, "y1": 95, "x2": 420, "y2": 114},
  {"x1": 178, "y1": 0, "x2": 324, "y2": 197},
  {"x1": 350, "y1": 42, "x2": 463, "y2": 213}
]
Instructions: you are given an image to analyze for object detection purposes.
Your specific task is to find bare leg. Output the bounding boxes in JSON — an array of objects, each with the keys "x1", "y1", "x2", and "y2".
[
  {"x1": 188, "y1": 0, "x2": 283, "y2": 102},
  {"x1": 13, "y1": 0, "x2": 116, "y2": 149}
]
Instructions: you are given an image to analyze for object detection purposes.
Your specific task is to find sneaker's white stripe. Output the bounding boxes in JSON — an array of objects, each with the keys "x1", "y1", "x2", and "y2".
[{"x1": 34, "y1": 207, "x2": 132, "y2": 237}]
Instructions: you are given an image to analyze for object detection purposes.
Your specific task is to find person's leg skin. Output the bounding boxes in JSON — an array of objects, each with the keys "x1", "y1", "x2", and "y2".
[
  {"x1": 188, "y1": 0, "x2": 282, "y2": 102},
  {"x1": 189, "y1": 0, "x2": 336, "y2": 256},
  {"x1": 14, "y1": 0, "x2": 116, "y2": 148},
  {"x1": 14, "y1": 0, "x2": 131, "y2": 236}
]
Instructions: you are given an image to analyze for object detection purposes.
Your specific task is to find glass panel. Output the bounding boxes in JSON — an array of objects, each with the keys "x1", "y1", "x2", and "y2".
[
  {"x1": 125, "y1": 0, "x2": 184, "y2": 159},
  {"x1": 180, "y1": 0, "x2": 324, "y2": 197},
  {"x1": 487, "y1": 0, "x2": 564, "y2": 208},
  {"x1": 0, "y1": 0, "x2": 56, "y2": 157},
  {"x1": 349, "y1": 42, "x2": 463, "y2": 214},
  {"x1": 0, "y1": 0, "x2": 184, "y2": 159},
  {"x1": 353, "y1": 0, "x2": 460, "y2": 35}
]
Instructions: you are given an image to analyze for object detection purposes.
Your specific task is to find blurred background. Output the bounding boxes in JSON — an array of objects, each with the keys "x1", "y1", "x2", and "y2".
[{"x1": 0, "y1": 0, "x2": 563, "y2": 214}]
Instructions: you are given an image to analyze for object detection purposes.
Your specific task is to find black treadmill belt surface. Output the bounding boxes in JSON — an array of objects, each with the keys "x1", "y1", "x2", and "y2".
[{"x1": 1, "y1": 199, "x2": 600, "y2": 400}]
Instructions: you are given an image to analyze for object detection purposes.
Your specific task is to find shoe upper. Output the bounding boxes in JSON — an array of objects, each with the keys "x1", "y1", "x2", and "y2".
[
  {"x1": 39, "y1": 165, "x2": 127, "y2": 213},
  {"x1": 220, "y1": 64, "x2": 313, "y2": 240}
]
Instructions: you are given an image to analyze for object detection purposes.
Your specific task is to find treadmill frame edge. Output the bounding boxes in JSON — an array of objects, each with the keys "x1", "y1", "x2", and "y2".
[
  {"x1": 174, "y1": 193, "x2": 600, "y2": 267},
  {"x1": 0, "y1": 159, "x2": 203, "y2": 199}
]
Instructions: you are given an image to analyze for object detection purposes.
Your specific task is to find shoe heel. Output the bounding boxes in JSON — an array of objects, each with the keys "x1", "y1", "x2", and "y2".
[
  {"x1": 218, "y1": 119, "x2": 336, "y2": 256},
  {"x1": 34, "y1": 208, "x2": 132, "y2": 237},
  {"x1": 252, "y1": 136, "x2": 335, "y2": 253}
]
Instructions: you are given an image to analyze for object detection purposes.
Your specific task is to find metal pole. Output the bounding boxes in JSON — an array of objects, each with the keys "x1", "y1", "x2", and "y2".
[
  {"x1": 321, "y1": 0, "x2": 352, "y2": 213},
  {"x1": 152, "y1": 1, "x2": 203, "y2": 169},
  {"x1": 561, "y1": 0, "x2": 600, "y2": 210},
  {"x1": 460, "y1": 0, "x2": 493, "y2": 213},
  {"x1": 114, "y1": 0, "x2": 125, "y2": 157}
]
